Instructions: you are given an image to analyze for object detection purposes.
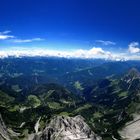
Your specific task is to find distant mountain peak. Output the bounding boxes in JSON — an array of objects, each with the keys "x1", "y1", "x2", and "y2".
[
  {"x1": 128, "y1": 68, "x2": 140, "y2": 78},
  {"x1": 123, "y1": 68, "x2": 140, "y2": 82}
]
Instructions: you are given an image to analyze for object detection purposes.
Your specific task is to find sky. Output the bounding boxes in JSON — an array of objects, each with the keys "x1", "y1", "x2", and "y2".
[{"x1": 0, "y1": 0, "x2": 140, "y2": 60}]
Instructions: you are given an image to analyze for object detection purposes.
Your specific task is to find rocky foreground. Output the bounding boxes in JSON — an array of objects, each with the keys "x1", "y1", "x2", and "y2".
[
  {"x1": 0, "y1": 114, "x2": 10, "y2": 140},
  {"x1": 119, "y1": 114, "x2": 140, "y2": 140},
  {"x1": 33, "y1": 115, "x2": 102, "y2": 140},
  {"x1": 0, "y1": 114, "x2": 102, "y2": 140}
]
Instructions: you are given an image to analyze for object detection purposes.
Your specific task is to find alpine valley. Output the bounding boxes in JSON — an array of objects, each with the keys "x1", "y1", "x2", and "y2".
[{"x1": 1, "y1": 57, "x2": 140, "y2": 140}]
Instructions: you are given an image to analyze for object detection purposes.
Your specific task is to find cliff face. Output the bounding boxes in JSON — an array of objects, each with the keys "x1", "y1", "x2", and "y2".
[
  {"x1": 33, "y1": 115, "x2": 102, "y2": 140},
  {"x1": 0, "y1": 114, "x2": 10, "y2": 140}
]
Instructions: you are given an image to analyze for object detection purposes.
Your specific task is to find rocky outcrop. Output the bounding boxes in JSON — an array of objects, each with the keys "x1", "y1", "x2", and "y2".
[
  {"x1": 33, "y1": 115, "x2": 102, "y2": 140},
  {"x1": 0, "y1": 114, "x2": 10, "y2": 140},
  {"x1": 119, "y1": 114, "x2": 140, "y2": 140}
]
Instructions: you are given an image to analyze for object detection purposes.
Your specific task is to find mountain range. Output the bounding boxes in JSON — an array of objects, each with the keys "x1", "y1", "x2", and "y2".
[{"x1": 1, "y1": 57, "x2": 140, "y2": 140}]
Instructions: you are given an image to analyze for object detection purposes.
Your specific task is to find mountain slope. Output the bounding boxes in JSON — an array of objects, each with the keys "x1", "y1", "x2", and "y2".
[
  {"x1": 61, "y1": 61, "x2": 140, "y2": 93},
  {"x1": 30, "y1": 83, "x2": 82, "y2": 109},
  {"x1": 81, "y1": 68, "x2": 140, "y2": 139}
]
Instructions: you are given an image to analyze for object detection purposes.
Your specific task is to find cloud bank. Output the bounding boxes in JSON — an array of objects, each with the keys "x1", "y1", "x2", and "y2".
[
  {"x1": 0, "y1": 47, "x2": 126, "y2": 61},
  {"x1": 0, "y1": 30, "x2": 140, "y2": 61},
  {"x1": 0, "y1": 42, "x2": 140, "y2": 61}
]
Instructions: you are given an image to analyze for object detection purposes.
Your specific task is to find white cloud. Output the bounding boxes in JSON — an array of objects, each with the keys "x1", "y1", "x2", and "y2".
[
  {"x1": 0, "y1": 47, "x2": 126, "y2": 61},
  {"x1": 0, "y1": 30, "x2": 14, "y2": 40},
  {"x1": 72, "y1": 47, "x2": 106, "y2": 58},
  {"x1": 0, "y1": 30, "x2": 11, "y2": 34},
  {"x1": 12, "y1": 38, "x2": 44, "y2": 43},
  {"x1": 96, "y1": 40, "x2": 116, "y2": 45},
  {"x1": 128, "y1": 42, "x2": 140, "y2": 53},
  {"x1": 0, "y1": 30, "x2": 44, "y2": 43}
]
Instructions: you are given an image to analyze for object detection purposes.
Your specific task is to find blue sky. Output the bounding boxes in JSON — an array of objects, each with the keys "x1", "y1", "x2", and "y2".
[{"x1": 0, "y1": 0, "x2": 140, "y2": 60}]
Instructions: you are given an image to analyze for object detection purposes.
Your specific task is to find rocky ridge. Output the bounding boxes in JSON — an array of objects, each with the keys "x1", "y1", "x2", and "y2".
[
  {"x1": 0, "y1": 114, "x2": 10, "y2": 140},
  {"x1": 33, "y1": 115, "x2": 102, "y2": 140}
]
